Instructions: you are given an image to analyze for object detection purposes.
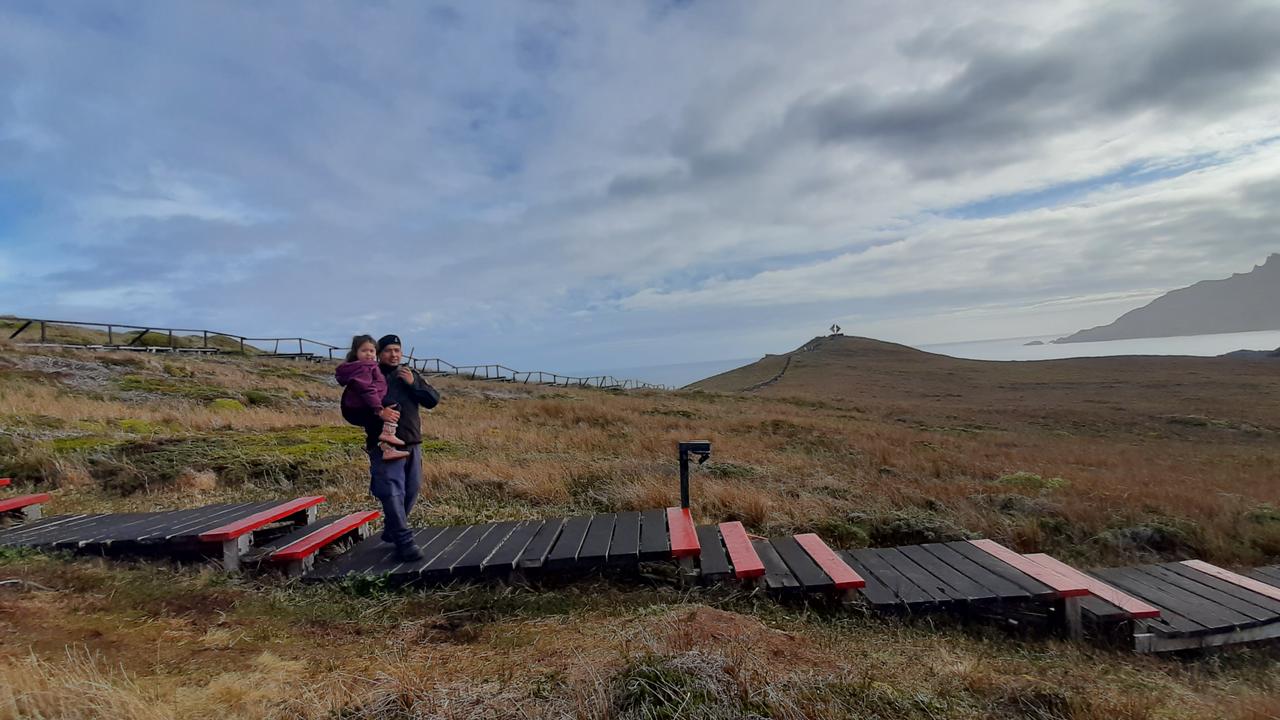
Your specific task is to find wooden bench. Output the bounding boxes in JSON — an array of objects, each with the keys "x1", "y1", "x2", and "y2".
[
  {"x1": 198, "y1": 496, "x2": 325, "y2": 570},
  {"x1": 0, "y1": 493, "x2": 50, "y2": 523},
  {"x1": 666, "y1": 507, "x2": 701, "y2": 574},
  {"x1": 1023, "y1": 553, "x2": 1161, "y2": 624},
  {"x1": 247, "y1": 510, "x2": 381, "y2": 576},
  {"x1": 968, "y1": 539, "x2": 1090, "y2": 638},
  {"x1": 0, "y1": 477, "x2": 10, "y2": 487}
]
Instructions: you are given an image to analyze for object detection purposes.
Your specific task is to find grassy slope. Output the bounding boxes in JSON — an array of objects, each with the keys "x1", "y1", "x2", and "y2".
[{"x1": 1, "y1": 340, "x2": 1278, "y2": 719}]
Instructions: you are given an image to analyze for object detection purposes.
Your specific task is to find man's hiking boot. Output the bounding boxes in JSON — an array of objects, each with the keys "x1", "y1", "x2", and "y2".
[
  {"x1": 395, "y1": 543, "x2": 424, "y2": 562},
  {"x1": 379, "y1": 421, "x2": 405, "y2": 447},
  {"x1": 379, "y1": 442, "x2": 410, "y2": 461}
]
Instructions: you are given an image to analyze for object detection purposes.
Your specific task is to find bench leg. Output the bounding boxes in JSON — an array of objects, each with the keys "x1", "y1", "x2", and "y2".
[
  {"x1": 678, "y1": 556, "x2": 697, "y2": 585},
  {"x1": 284, "y1": 556, "x2": 314, "y2": 578},
  {"x1": 1063, "y1": 596, "x2": 1083, "y2": 641},
  {"x1": 21, "y1": 505, "x2": 42, "y2": 521},
  {"x1": 221, "y1": 536, "x2": 252, "y2": 572}
]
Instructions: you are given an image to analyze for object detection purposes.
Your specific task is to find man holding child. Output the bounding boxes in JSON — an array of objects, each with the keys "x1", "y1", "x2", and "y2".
[{"x1": 340, "y1": 333, "x2": 440, "y2": 562}]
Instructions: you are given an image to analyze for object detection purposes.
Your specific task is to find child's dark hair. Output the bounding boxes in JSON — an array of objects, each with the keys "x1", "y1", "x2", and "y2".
[{"x1": 345, "y1": 334, "x2": 377, "y2": 362}]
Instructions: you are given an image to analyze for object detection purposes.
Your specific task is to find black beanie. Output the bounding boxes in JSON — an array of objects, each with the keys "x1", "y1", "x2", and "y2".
[{"x1": 377, "y1": 334, "x2": 401, "y2": 353}]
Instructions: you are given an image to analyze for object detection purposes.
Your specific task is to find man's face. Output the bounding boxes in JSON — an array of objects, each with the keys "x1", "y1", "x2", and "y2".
[{"x1": 379, "y1": 343, "x2": 402, "y2": 366}]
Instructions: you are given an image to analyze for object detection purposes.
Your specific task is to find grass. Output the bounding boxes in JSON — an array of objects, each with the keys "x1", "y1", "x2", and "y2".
[{"x1": 1, "y1": 341, "x2": 1280, "y2": 718}]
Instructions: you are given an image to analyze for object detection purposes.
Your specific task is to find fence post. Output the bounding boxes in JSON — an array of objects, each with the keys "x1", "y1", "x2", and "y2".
[
  {"x1": 239, "y1": 337, "x2": 245, "y2": 354},
  {"x1": 108, "y1": 326, "x2": 114, "y2": 345},
  {"x1": 40, "y1": 321, "x2": 46, "y2": 343},
  {"x1": 168, "y1": 329, "x2": 174, "y2": 348}
]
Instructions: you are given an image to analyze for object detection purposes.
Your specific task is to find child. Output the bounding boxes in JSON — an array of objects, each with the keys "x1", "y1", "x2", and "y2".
[{"x1": 335, "y1": 335, "x2": 409, "y2": 461}]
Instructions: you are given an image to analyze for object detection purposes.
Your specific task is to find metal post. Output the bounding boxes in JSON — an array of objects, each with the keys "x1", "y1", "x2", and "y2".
[{"x1": 677, "y1": 441, "x2": 712, "y2": 510}]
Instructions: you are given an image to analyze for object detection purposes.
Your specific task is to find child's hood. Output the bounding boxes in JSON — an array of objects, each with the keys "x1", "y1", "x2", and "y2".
[{"x1": 335, "y1": 359, "x2": 379, "y2": 386}]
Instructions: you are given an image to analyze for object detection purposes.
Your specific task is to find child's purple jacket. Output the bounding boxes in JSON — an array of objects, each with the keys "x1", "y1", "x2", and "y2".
[{"x1": 335, "y1": 360, "x2": 386, "y2": 415}]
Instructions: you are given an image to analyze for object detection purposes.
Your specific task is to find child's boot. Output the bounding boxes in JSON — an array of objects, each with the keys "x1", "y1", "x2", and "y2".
[
  {"x1": 380, "y1": 442, "x2": 410, "y2": 461},
  {"x1": 379, "y1": 421, "x2": 405, "y2": 447}
]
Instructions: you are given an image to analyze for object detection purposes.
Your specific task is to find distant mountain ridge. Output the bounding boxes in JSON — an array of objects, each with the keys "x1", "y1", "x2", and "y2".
[{"x1": 1055, "y1": 254, "x2": 1280, "y2": 344}]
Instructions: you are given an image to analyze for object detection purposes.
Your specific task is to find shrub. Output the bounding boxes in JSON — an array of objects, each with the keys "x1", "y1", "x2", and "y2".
[
  {"x1": 210, "y1": 398, "x2": 246, "y2": 412},
  {"x1": 1095, "y1": 518, "x2": 1205, "y2": 558},
  {"x1": 868, "y1": 509, "x2": 972, "y2": 546}
]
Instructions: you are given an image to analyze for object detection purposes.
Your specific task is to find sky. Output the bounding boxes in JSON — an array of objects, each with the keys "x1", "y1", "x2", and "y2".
[{"x1": 2, "y1": 0, "x2": 1279, "y2": 374}]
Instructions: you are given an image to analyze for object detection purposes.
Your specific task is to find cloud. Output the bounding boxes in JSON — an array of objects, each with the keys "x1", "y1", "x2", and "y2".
[{"x1": 1, "y1": 0, "x2": 1278, "y2": 369}]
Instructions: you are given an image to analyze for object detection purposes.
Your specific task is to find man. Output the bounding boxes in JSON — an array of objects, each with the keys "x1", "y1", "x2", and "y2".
[{"x1": 369, "y1": 334, "x2": 441, "y2": 562}]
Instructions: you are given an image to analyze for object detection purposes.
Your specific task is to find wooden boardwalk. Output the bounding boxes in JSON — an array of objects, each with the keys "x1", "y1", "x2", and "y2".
[
  {"x1": 305, "y1": 509, "x2": 684, "y2": 584},
  {"x1": 5, "y1": 495, "x2": 1280, "y2": 654}
]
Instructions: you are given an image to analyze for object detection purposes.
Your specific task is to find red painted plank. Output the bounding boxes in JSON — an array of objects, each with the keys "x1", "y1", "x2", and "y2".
[
  {"x1": 1181, "y1": 560, "x2": 1280, "y2": 603},
  {"x1": 199, "y1": 496, "x2": 325, "y2": 542},
  {"x1": 0, "y1": 493, "x2": 49, "y2": 513},
  {"x1": 718, "y1": 521, "x2": 765, "y2": 579},
  {"x1": 1025, "y1": 553, "x2": 1161, "y2": 619},
  {"x1": 666, "y1": 507, "x2": 701, "y2": 558},
  {"x1": 793, "y1": 533, "x2": 866, "y2": 589},
  {"x1": 0, "y1": 477, "x2": 11, "y2": 487},
  {"x1": 968, "y1": 539, "x2": 1089, "y2": 598},
  {"x1": 270, "y1": 510, "x2": 382, "y2": 562}
]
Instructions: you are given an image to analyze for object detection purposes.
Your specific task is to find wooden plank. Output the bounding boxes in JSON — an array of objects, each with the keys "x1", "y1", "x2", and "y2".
[
  {"x1": 1089, "y1": 568, "x2": 1206, "y2": 636},
  {"x1": 1095, "y1": 567, "x2": 1248, "y2": 632},
  {"x1": 666, "y1": 507, "x2": 700, "y2": 558},
  {"x1": 718, "y1": 522, "x2": 765, "y2": 580},
  {"x1": 392, "y1": 525, "x2": 476, "y2": 578},
  {"x1": 576, "y1": 513, "x2": 617, "y2": 566},
  {"x1": 967, "y1": 539, "x2": 1088, "y2": 598},
  {"x1": 140, "y1": 502, "x2": 272, "y2": 542},
  {"x1": 945, "y1": 541, "x2": 1056, "y2": 599},
  {"x1": 545, "y1": 516, "x2": 592, "y2": 569},
  {"x1": 423, "y1": 523, "x2": 498, "y2": 580},
  {"x1": 607, "y1": 511, "x2": 641, "y2": 564},
  {"x1": 1248, "y1": 567, "x2": 1280, "y2": 586},
  {"x1": 1138, "y1": 565, "x2": 1278, "y2": 622},
  {"x1": 793, "y1": 534, "x2": 864, "y2": 590},
  {"x1": 918, "y1": 543, "x2": 1032, "y2": 600},
  {"x1": 0, "y1": 514, "x2": 96, "y2": 545},
  {"x1": 839, "y1": 551, "x2": 901, "y2": 606},
  {"x1": 517, "y1": 517, "x2": 566, "y2": 569},
  {"x1": 45, "y1": 515, "x2": 127, "y2": 549},
  {"x1": 0, "y1": 515, "x2": 98, "y2": 546},
  {"x1": 1163, "y1": 563, "x2": 1280, "y2": 616},
  {"x1": 899, "y1": 545, "x2": 999, "y2": 602},
  {"x1": 0, "y1": 493, "x2": 50, "y2": 514},
  {"x1": 198, "y1": 496, "x2": 325, "y2": 542},
  {"x1": 303, "y1": 533, "x2": 388, "y2": 580},
  {"x1": 1180, "y1": 560, "x2": 1280, "y2": 603},
  {"x1": 847, "y1": 548, "x2": 936, "y2": 606},
  {"x1": 877, "y1": 548, "x2": 958, "y2": 603},
  {"x1": 753, "y1": 539, "x2": 800, "y2": 591},
  {"x1": 483, "y1": 520, "x2": 542, "y2": 572},
  {"x1": 0, "y1": 477, "x2": 9, "y2": 487},
  {"x1": 696, "y1": 525, "x2": 732, "y2": 580},
  {"x1": 1078, "y1": 594, "x2": 1133, "y2": 622},
  {"x1": 638, "y1": 508, "x2": 669, "y2": 561},
  {"x1": 451, "y1": 521, "x2": 520, "y2": 576},
  {"x1": 771, "y1": 535, "x2": 832, "y2": 591},
  {"x1": 377, "y1": 526, "x2": 453, "y2": 577},
  {"x1": 67, "y1": 513, "x2": 159, "y2": 548},
  {"x1": 1024, "y1": 554, "x2": 1161, "y2": 619},
  {"x1": 271, "y1": 511, "x2": 382, "y2": 562}
]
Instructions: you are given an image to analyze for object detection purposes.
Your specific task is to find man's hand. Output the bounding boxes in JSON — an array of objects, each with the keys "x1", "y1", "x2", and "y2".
[
  {"x1": 378, "y1": 406, "x2": 400, "y2": 422},
  {"x1": 397, "y1": 366, "x2": 414, "y2": 385}
]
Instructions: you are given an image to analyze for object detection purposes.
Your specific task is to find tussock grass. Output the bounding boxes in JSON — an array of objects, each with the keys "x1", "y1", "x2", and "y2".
[{"x1": 3, "y1": 343, "x2": 1280, "y2": 717}]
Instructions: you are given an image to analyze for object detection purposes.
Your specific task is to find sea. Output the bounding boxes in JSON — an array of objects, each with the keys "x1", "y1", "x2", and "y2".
[{"x1": 583, "y1": 330, "x2": 1280, "y2": 388}]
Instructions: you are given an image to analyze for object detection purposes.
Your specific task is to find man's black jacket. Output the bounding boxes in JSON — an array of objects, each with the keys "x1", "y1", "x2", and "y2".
[{"x1": 368, "y1": 364, "x2": 440, "y2": 451}]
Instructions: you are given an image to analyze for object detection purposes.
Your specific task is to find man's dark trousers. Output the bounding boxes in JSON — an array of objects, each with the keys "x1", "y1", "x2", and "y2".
[{"x1": 368, "y1": 444, "x2": 422, "y2": 548}]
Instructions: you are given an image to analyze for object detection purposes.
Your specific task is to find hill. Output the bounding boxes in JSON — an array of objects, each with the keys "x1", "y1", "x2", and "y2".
[
  {"x1": 1054, "y1": 253, "x2": 1280, "y2": 343},
  {"x1": 2, "y1": 340, "x2": 1280, "y2": 717}
]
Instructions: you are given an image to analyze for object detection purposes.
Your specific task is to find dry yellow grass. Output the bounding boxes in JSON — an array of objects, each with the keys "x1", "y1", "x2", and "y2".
[{"x1": 3, "y1": 342, "x2": 1280, "y2": 718}]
